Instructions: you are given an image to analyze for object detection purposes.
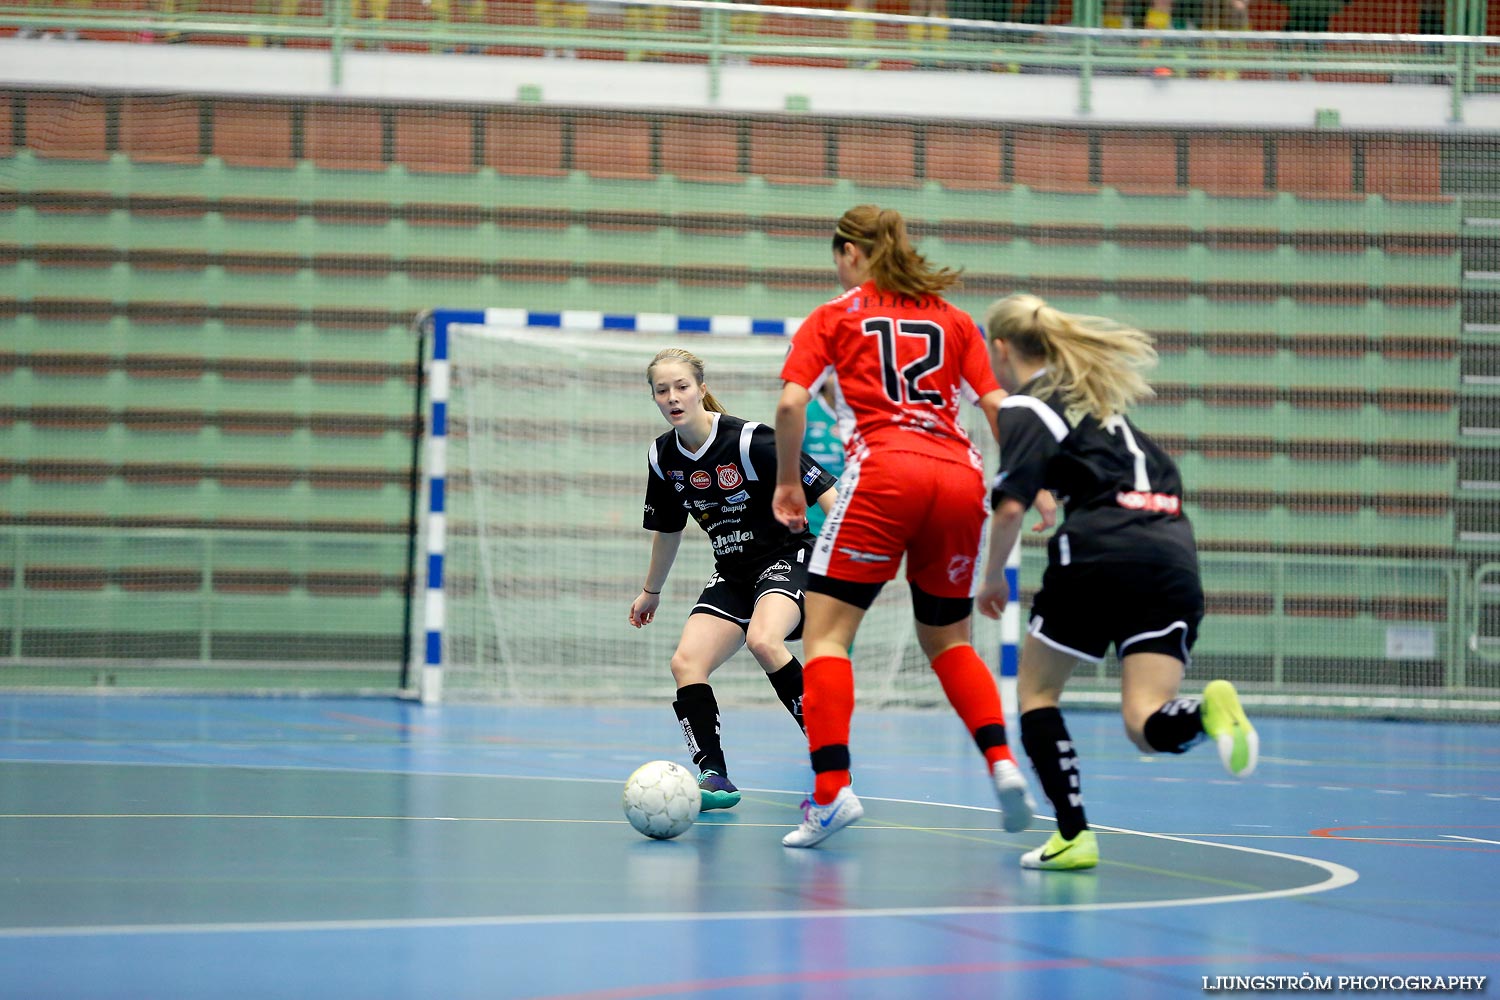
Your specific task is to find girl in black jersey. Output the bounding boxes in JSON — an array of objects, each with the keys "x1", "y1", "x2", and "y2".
[
  {"x1": 629, "y1": 348, "x2": 839, "y2": 812},
  {"x1": 974, "y1": 294, "x2": 1259, "y2": 871}
]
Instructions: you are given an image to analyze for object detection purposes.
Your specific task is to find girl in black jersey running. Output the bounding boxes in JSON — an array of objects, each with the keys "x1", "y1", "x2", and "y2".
[
  {"x1": 629, "y1": 348, "x2": 838, "y2": 812},
  {"x1": 974, "y1": 294, "x2": 1259, "y2": 871}
]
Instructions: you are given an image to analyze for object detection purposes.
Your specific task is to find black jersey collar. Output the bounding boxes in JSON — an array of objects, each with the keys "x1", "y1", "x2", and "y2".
[{"x1": 675, "y1": 411, "x2": 722, "y2": 461}]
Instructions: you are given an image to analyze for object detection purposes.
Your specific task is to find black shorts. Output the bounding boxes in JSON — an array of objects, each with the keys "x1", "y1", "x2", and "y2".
[
  {"x1": 691, "y1": 547, "x2": 810, "y2": 641},
  {"x1": 1028, "y1": 560, "x2": 1204, "y2": 666}
]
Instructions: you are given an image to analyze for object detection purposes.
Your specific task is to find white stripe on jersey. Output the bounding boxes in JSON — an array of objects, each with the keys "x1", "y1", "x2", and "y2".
[
  {"x1": 1000, "y1": 395, "x2": 1069, "y2": 442},
  {"x1": 808, "y1": 459, "x2": 860, "y2": 577},
  {"x1": 648, "y1": 439, "x2": 664, "y2": 480},
  {"x1": 740, "y1": 420, "x2": 761, "y2": 481}
]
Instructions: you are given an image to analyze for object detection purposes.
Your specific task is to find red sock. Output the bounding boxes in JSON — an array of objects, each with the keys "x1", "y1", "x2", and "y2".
[
  {"x1": 803, "y1": 655, "x2": 854, "y2": 804},
  {"x1": 931, "y1": 644, "x2": 1014, "y2": 767}
]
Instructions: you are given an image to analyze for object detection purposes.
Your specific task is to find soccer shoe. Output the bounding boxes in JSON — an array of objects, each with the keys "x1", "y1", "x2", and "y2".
[
  {"x1": 1020, "y1": 829, "x2": 1099, "y2": 871},
  {"x1": 782, "y1": 786, "x2": 864, "y2": 848},
  {"x1": 991, "y1": 758, "x2": 1037, "y2": 833},
  {"x1": 697, "y1": 770, "x2": 742, "y2": 811},
  {"x1": 1200, "y1": 679, "x2": 1259, "y2": 778}
]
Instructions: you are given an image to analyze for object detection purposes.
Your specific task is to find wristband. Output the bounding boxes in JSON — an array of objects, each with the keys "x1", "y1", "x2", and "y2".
[{"x1": 642, "y1": 587, "x2": 661, "y2": 595}]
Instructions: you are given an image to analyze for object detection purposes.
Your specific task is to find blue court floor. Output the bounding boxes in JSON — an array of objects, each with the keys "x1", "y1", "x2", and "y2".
[{"x1": 0, "y1": 694, "x2": 1495, "y2": 999}]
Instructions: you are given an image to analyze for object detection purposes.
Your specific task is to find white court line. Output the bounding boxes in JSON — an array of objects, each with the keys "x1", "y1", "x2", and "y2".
[{"x1": 0, "y1": 772, "x2": 1359, "y2": 940}]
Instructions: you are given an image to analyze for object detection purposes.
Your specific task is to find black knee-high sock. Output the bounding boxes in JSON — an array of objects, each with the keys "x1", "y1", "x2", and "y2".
[
  {"x1": 1142, "y1": 697, "x2": 1208, "y2": 754},
  {"x1": 673, "y1": 683, "x2": 726, "y2": 776},
  {"x1": 766, "y1": 656, "x2": 805, "y2": 733},
  {"x1": 1020, "y1": 707, "x2": 1088, "y2": 840}
]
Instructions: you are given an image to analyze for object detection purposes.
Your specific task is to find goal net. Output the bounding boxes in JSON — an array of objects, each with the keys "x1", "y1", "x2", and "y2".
[{"x1": 426, "y1": 315, "x2": 1003, "y2": 706}]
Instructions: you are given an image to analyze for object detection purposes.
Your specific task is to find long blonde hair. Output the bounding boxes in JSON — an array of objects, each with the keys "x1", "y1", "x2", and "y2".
[
  {"x1": 833, "y1": 204, "x2": 960, "y2": 298},
  {"x1": 646, "y1": 348, "x2": 727, "y2": 414},
  {"x1": 983, "y1": 293, "x2": 1157, "y2": 424}
]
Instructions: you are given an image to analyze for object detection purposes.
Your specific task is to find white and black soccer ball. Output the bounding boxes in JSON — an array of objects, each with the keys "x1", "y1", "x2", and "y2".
[{"x1": 622, "y1": 760, "x2": 701, "y2": 840}]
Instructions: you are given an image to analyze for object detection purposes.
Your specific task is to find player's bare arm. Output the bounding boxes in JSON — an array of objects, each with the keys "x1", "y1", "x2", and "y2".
[
  {"x1": 978, "y1": 388, "x2": 1008, "y2": 444},
  {"x1": 976, "y1": 497, "x2": 1027, "y2": 620},
  {"x1": 815, "y1": 487, "x2": 838, "y2": 516},
  {"x1": 630, "y1": 530, "x2": 683, "y2": 628},
  {"x1": 772, "y1": 382, "x2": 813, "y2": 531}
]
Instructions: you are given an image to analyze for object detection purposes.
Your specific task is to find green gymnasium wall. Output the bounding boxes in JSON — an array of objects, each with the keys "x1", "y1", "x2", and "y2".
[{"x1": 1, "y1": 90, "x2": 1496, "y2": 707}]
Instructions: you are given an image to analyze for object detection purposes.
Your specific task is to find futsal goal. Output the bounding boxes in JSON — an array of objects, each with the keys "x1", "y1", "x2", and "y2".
[{"x1": 413, "y1": 308, "x2": 1015, "y2": 707}]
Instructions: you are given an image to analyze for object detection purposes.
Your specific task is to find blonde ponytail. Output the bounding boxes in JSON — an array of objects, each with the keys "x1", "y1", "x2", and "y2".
[
  {"x1": 983, "y1": 293, "x2": 1157, "y2": 424},
  {"x1": 833, "y1": 204, "x2": 960, "y2": 298},
  {"x1": 646, "y1": 348, "x2": 727, "y2": 413}
]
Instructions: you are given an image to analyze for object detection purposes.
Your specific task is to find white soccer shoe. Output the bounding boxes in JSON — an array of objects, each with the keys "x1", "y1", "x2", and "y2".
[
  {"x1": 992, "y1": 758, "x2": 1037, "y2": 833},
  {"x1": 782, "y1": 786, "x2": 864, "y2": 848}
]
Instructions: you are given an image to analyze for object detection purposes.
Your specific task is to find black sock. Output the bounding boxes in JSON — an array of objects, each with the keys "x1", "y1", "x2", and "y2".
[
  {"x1": 1020, "y1": 707, "x2": 1088, "y2": 840},
  {"x1": 766, "y1": 656, "x2": 805, "y2": 733},
  {"x1": 1142, "y1": 697, "x2": 1207, "y2": 754},
  {"x1": 673, "y1": 683, "x2": 726, "y2": 776}
]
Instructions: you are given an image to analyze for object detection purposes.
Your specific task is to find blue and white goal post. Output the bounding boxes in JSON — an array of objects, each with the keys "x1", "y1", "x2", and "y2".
[{"x1": 413, "y1": 307, "x2": 1022, "y2": 715}]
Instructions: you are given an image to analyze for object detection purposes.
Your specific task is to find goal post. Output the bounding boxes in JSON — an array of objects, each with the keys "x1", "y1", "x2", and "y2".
[{"x1": 413, "y1": 308, "x2": 1019, "y2": 709}]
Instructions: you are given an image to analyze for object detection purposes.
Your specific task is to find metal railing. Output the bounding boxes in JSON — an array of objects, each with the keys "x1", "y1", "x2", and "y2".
[{"x1": 3, "y1": 0, "x2": 1499, "y2": 120}]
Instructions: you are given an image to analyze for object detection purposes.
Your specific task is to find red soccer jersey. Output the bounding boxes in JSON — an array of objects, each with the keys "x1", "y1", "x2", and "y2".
[{"x1": 781, "y1": 281, "x2": 1001, "y2": 468}]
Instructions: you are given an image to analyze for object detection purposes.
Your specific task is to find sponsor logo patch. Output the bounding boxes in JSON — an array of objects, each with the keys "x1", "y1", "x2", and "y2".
[
  {"x1": 690, "y1": 470, "x2": 713, "y2": 489},
  {"x1": 725, "y1": 489, "x2": 750, "y2": 504},
  {"x1": 716, "y1": 464, "x2": 743, "y2": 490},
  {"x1": 947, "y1": 555, "x2": 974, "y2": 585},
  {"x1": 759, "y1": 559, "x2": 793, "y2": 584},
  {"x1": 712, "y1": 528, "x2": 754, "y2": 556},
  {"x1": 669, "y1": 470, "x2": 684, "y2": 481},
  {"x1": 1116, "y1": 490, "x2": 1181, "y2": 515},
  {"x1": 803, "y1": 466, "x2": 823, "y2": 485}
]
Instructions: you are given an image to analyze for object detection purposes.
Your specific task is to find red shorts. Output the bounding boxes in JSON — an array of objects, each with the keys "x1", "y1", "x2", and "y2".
[{"x1": 808, "y1": 449, "x2": 988, "y2": 599}]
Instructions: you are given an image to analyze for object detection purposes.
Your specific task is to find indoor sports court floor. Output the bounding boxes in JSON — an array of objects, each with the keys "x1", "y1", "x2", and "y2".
[{"x1": 0, "y1": 693, "x2": 1494, "y2": 999}]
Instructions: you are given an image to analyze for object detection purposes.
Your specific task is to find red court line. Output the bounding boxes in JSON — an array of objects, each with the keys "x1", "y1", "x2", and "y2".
[
  {"x1": 1311, "y1": 824, "x2": 1500, "y2": 852},
  {"x1": 321, "y1": 711, "x2": 438, "y2": 736}
]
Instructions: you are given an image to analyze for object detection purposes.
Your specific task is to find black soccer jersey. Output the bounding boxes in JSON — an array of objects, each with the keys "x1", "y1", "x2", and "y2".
[
  {"x1": 643, "y1": 413, "x2": 838, "y2": 572},
  {"x1": 991, "y1": 374, "x2": 1198, "y2": 570}
]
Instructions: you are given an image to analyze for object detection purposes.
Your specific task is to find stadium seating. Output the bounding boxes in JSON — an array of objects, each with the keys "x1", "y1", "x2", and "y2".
[{"x1": 0, "y1": 90, "x2": 1473, "y2": 682}]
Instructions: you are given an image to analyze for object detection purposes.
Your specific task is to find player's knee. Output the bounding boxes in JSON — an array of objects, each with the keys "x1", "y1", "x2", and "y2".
[
  {"x1": 743, "y1": 628, "x2": 786, "y2": 668},
  {"x1": 669, "y1": 651, "x2": 708, "y2": 686}
]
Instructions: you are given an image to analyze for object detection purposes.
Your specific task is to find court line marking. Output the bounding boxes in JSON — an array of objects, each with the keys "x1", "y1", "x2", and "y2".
[
  {"x1": 0, "y1": 772, "x2": 1359, "y2": 939},
  {"x1": 0, "y1": 814, "x2": 1413, "y2": 841}
]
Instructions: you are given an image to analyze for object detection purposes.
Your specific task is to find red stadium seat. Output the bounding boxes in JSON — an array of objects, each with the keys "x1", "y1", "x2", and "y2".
[
  {"x1": 1187, "y1": 134, "x2": 1268, "y2": 195},
  {"x1": 1012, "y1": 127, "x2": 1094, "y2": 193},
  {"x1": 1364, "y1": 136, "x2": 1446, "y2": 200},
  {"x1": 837, "y1": 123, "x2": 917, "y2": 187},
  {"x1": 924, "y1": 127, "x2": 1006, "y2": 190},
  {"x1": 660, "y1": 118, "x2": 743, "y2": 182},
  {"x1": 1100, "y1": 131, "x2": 1182, "y2": 195},
  {"x1": 25, "y1": 93, "x2": 110, "y2": 161},
  {"x1": 304, "y1": 104, "x2": 386, "y2": 172},
  {"x1": 1275, "y1": 134, "x2": 1357, "y2": 198},
  {"x1": 484, "y1": 110, "x2": 566, "y2": 175},
  {"x1": 120, "y1": 96, "x2": 204, "y2": 165},
  {"x1": 212, "y1": 100, "x2": 296, "y2": 168},
  {"x1": 393, "y1": 108, "x2": 475, "y2": 174},
  {"x1": 748, "y1": 121, "x2": 831, "y2": 184},
  {"x1": 0, "y1": 96, "x2": 13, "y2": 157},
  {"x1": 573, "y1": 115, "x2": 653, "y2": 180}
]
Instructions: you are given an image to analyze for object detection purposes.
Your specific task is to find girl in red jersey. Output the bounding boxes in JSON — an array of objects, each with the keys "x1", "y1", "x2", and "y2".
[{"x1": 770, "y1": 205, "x2": 1052, "y2": 848}]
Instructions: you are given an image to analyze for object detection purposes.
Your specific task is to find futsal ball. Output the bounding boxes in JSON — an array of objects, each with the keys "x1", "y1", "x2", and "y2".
[{"x1": 622, "y1": 760, "x2": 701, "y2": 840}]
